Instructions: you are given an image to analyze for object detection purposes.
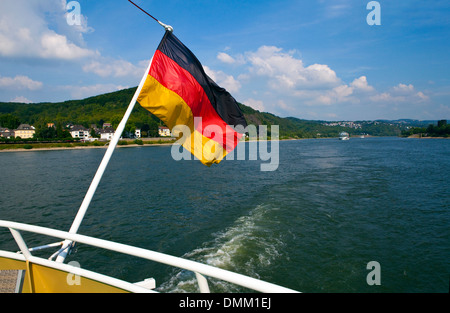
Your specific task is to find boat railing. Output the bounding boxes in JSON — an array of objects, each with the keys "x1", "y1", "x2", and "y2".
[{"x1": 0, "y1": 220, "x2": 298, "y2": 293}]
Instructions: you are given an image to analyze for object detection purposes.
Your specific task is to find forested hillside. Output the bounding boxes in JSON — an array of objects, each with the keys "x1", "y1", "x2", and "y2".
[{"x1": 0, "y1": 87, "x2": 423, "y2": 138}]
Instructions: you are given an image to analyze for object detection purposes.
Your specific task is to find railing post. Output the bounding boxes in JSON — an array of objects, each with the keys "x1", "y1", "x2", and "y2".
[
  {"x1": 0, "y1": 220, "x2": 300, "y2": 293},
  {"x1": 9, "y1": 228, "x2": 32, "y2": 260},
  {"x1": 195, "y1": 272, "x2": 210, "y2": 293}
]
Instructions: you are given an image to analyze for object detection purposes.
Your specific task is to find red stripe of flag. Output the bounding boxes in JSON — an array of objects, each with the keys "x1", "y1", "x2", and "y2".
[{"x1": 150, "y1": 50, "x2": 242, "y2": 152}]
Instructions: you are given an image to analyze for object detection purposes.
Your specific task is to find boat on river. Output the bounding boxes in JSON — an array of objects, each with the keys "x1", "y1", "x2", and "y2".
[{"x1": 339, "y1": 132, "x2": 350, "y2": 140}]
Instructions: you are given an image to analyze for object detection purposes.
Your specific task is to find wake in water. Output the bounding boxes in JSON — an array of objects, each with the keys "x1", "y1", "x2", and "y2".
[{"x1": 157, "y1": 204, "x2": 285, "y2": 293}]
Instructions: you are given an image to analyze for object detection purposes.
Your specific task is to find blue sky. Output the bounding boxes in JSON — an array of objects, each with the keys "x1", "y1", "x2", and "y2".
[{"x1": 0, "y1": 0, "x2": 449, "y2": 121}]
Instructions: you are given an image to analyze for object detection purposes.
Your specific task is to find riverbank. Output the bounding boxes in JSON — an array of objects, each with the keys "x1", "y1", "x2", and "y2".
[
  {"x1": 0, "y1": 137, "x2": 303, "y2": 153},
  {"x1": 407, "y1": 134, "x2": 449, "y2": 139},
  {"x1": 0, "y1": 138, "x2": 177, "y2": 153},
  {"x1": 2, "y1": 135, "x2": 447, "y2": 153}
]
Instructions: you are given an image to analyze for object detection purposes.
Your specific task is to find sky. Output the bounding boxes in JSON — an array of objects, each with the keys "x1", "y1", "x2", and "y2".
[{"x1": 0, "y1": 0, "x2": 449, "y2": 121}]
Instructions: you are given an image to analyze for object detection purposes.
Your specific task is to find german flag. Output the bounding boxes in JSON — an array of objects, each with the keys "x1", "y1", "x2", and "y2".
[{"x1": 137, "y1": 31, "x2": 247, "y2": 166}]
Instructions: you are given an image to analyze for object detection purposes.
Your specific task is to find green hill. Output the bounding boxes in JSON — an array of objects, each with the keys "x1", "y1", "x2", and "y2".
[
  {"x1": 0, "y1": 87, "x2": 162, "y2": 137},
  {"x1": 0, "y1": 87, "x2": 412, "y2": 138}
]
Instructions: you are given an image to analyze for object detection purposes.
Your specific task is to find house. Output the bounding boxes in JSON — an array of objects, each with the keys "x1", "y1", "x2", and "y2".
[
  {"x1": 158, "y1": 126, "x2": 171, "y2": 137},
  {"x1": 70, "y1": 125, "x2": 90, "y2": 140},
  {"x1": 14, "y1": 124, "x2": 35, "y2": 139},
  {"x1": 99, "y1": 127, "x2": 115, "y2": 141},
  {"x1": 0, "y1": 128, "x2": 14, "y2": 139},
  {"x1": 123, "y1": 128, "x2": 141, "y2": 139}
]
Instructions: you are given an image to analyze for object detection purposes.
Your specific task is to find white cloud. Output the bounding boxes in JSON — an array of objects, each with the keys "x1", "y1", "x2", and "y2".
[
  {"x1": 245, "y1": 46, "x2": 340, "y2": 91},
  {"x1": 217, "y1": 52, "x2": 246, "y2": 65},
  {"x1": 0, "y1": 75, "x2": 43, "y2": 90},
  {"x1": 392, "y1": 83, "x2": 429, "y2": 101},
  {"x1": 83, "y1": 59, "x2": 148, "y2": 78},
  {"x1": 307, "y1": 76, "x2": 375, "y2": 105},
  {"x1": 371, "y1": 83, "x2": 429, "y2": 103},
  {"x1": 243, "y1": 98, "x2": 265, "y2": 112},
  {"x1": 350, "y1": 76, "x2": 375, "y2": 92},
  {"x1": 416, "y1": 91, "x2": 429, "y2": 101},
  {"x1": 332, "y1": 84, "x2": 354, "y2": 99},
  {"x1": 204, "y1": 66, "x2": 241, "y2": 93},
  {"x1": 217, "y1": 52, "x2": 236, "y2": 64},
  {"x1": 393, "y1": 83, "x2": 414, "y2": 93},
  {"x1": 40, "y1": 32, "x2": 97, "y2": 60},
  {"x1": 0, "y1": 0, "x2": 97, "y2": 60},
  {"x1": 10, "y1": 96, "x2": 32, "y2": 103},
  {"x1": 212, "y1": 45, "x2": 433, "y2": 120},
  {"x1": 0, "y1": 1, "x2": 154, "y2": 104},
  {"x1": 217, "y1": 47, "x2": 372, "y2": 112},
  {"x1": 292, "y1": 84, "x2": 354, "y2": 106},
  {"x1": 370, "y1": 92, "x2": 393, "y2": 102},
  {"x1": 60, "y1": 84, "x2": 128, "y2": 100},
  {"x1": 325, "y1": 4, "x2": 351, "y2": 18}
]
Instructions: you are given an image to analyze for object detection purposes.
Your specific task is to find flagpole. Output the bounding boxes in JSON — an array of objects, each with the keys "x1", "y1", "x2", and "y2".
[{"x1": 55, "y1": 59, "x2": 153, "y2": 263}]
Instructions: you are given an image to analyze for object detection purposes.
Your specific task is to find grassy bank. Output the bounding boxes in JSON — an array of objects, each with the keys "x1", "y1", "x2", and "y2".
[{"x1": 0, "y1": 138, "x2": 177, "y2": 152}]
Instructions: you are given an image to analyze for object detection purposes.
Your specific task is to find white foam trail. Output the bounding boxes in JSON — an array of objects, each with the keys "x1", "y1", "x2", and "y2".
[{"x1": 157, "y1": 204, "x2": 285, "y2": 293}]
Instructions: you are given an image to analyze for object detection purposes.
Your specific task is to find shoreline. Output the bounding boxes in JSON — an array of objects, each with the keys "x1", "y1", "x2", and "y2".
[
  {"x1": 0, "y1": 143, "x2": 175, "y2": 153},
  {"x1": 1, "y1": 136, "x2": 448, "y2": 153},
  {"x1": 0, "y1": 137, "x2": 302, "y2": 153},
  {"x1": 0, "y1": 138, "x2": 177, "y2": 153},
  {"x1": 406, "y1": 134, "x2": 449, "y2": 139}
]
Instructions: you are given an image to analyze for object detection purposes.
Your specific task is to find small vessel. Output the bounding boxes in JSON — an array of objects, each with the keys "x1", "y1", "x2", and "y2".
[{"x1": 339, "y1": 132, "x2": 350, "y2": 140}]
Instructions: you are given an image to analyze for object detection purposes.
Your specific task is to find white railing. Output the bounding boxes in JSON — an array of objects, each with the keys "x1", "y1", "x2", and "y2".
[{"x1": 0, "y1": 220, "x2": 299, "y2": 293}]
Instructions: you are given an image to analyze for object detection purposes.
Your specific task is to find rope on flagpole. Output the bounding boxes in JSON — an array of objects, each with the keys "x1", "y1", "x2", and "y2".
[{"x1": 128, "y1": 0, "x2": 173, "y2": 32}]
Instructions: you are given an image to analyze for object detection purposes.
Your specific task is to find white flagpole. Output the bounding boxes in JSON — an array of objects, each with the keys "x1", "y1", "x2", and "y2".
[{"x1": 56, "y1": 59, "x2": 153, "y2": 263}]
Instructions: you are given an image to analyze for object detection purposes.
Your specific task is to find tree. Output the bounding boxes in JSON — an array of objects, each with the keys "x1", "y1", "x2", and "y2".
[
  {"x1": 0, "y1": 114, "x2": 21, "y2": 129},
  {"x1": 56, "y1": 122, "x2": 72, "y2": 139},
  {"x1": 35, "y1": 124, "x2": 56, "y2": 139}
]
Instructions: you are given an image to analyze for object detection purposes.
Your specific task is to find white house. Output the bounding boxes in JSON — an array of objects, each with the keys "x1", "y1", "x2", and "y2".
[
  {"x1": 14, "y1": 124, "x2": 35, "y2": 139},
  {"x1": 99, "y1": 128, "x2": 115, "y2": 141},
  {"x1": 158, "y1": 126, "x2": 171, "y2": 137},
  {"x1": 70, "y1": 125, "x2": 90, "y2": 140}
]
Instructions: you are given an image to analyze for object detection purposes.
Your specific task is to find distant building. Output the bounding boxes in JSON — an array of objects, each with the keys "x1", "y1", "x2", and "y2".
[
  {"x1": 70, "y1": 125, "x2": 90, "y2": 140},
  {"x1": 158, "y1": 126, "x2": 171, "y2": 137},
  {"x1": 322, "y1": 121, "x2": 362, "y2": 129},
  {"x1": 0, "y1": 128, "x2": 14, "y2": 139},
  {"x1": 14, "y1": 124, "x2": 35, "y2": 139},
  {"x1": 135, "y1": 129, "x2": 141, "y2": 138},
  {"x1": 99, "y1": 127, "x2": 115, "y2": 141}
]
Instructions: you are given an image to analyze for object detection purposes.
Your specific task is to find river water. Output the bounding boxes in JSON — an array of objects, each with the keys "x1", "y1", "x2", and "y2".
[{"x1": 0, "y1": 137, "x2": 449, "y2": 292}]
